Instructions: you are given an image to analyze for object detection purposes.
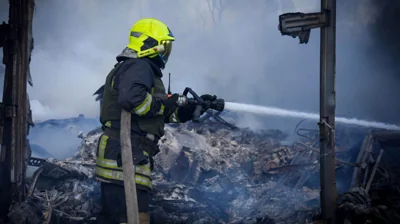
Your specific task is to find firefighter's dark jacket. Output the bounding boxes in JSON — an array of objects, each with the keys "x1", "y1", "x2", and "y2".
[
  {"x1": 96, "y1": 48, "x2": 193, "y2": 191},
  {"x1": 100, "y1": 49, "x2": 190, "y2": 140}
]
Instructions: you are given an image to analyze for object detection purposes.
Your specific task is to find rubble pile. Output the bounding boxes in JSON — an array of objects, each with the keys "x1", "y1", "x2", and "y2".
[
  {"x1": 8, "y1": 120, "x2": 369, "y2": 223},
  {"x1": 151, "y1": 124, "x2": 323, "y2": 223},
  {"x1": 337, "y1": 185, "x2": 400, "y2": 224}
]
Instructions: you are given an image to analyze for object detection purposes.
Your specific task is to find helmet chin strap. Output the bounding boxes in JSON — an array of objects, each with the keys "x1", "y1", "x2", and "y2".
[
  {"x1": 149, "y1": 55, "x2": 166, "y2": 69},
  {"x1": 135, "y1": 44, "x2": 168, "y2": 69}
]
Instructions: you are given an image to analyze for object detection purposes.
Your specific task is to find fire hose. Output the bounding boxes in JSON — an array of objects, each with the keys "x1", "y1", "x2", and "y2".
[{"x1": 154, "y1": 87, "x2": 225, "y2": 121}]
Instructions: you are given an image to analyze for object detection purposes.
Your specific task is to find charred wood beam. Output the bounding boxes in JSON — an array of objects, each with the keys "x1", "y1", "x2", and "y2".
[
  {"x1": 350, "y1": 131, "x2": 400, "y2": 190},
  {"x1": 0, "y1": 0, "x2": 35, "y2": 220},
  {"x1": 350, "y1": 134, "x2": 372, "y2": 188},
  {"x1": 0, "y1": 22, "x2": 9, "y2": 48},
  {"x1": 365, "y1": 148, "x2": 384, "y2": 193},
  {"x1": 371, "y1": 130, "x2": 400, "y2": 148}
]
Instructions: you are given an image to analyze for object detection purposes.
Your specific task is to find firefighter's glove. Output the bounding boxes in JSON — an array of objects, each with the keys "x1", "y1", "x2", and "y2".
[
  {"x1": 177, "y1": 104, "x2": 195, "y2": 123},
  {"x1": 177, "y1": 94, "x2": 216, "y2": 122},
  {"x1": 177, "y1": 103, "x2": 206, "y2": 122},
  {"x1": 161, "y1": 93, "x2": 179, "y2": 116}
]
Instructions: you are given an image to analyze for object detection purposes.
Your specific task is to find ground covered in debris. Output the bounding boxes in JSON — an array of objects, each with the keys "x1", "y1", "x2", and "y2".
[{"x1": 7, "y1": 116, "x2": 400, "y2": 224}]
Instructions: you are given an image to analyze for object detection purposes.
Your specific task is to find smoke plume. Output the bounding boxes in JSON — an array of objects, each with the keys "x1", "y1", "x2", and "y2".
[{"x1": 0, "y1": 0, "x2": 399, "y2": 126}]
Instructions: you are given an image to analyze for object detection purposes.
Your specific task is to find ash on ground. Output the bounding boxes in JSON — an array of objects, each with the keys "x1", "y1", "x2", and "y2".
[{"x1": 7, "y1": 116, "x2": 400, "y2": 224}]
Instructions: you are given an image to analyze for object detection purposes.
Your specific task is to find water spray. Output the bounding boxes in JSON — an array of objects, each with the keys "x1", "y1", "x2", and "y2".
[{"x1": 224, "y1": 102, "x2": 400, "y2": 131}]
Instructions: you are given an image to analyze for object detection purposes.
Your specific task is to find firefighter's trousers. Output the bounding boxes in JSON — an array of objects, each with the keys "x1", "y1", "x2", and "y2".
[{"x1": 96, "y1": 182, "x2": 150, "y2": 224}]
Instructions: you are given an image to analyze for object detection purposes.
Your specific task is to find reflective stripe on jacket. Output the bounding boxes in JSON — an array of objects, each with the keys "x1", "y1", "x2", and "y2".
[{"x1": 95, "y1": 134, "x2": 152, "y2": 190}]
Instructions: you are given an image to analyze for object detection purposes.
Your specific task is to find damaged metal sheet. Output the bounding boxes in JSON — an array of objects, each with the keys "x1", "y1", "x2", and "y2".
[{"x1": 7, "y1": 121, "x2": 370, "y2": 223}]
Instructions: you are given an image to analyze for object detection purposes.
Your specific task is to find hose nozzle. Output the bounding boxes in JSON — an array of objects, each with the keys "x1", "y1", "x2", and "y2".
[{"x1": 210, "y1": 98, "x2": 225, "y2": 111}]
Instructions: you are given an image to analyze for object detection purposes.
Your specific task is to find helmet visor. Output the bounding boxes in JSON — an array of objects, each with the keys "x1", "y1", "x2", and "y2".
[{"x1": 160, "y1": 40, "x2": 173, "y2": 64}]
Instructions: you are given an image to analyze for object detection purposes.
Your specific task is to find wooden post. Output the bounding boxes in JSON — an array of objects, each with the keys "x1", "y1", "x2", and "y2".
[
  {"x1": 120, "y1": 110, "x2": 140, "y2": 224},
  {"x1": 277, "y1": 1, "x2": 337, "y2": 221},
  {"x1": 319, "y1": 0, "x2": 337, "y2": 223},
  {"x1": 0, "y1": 0, "x2": 34, "y2": 219}
]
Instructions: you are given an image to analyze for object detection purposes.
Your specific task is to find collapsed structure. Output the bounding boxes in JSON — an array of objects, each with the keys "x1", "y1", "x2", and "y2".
[{"x1": 5, "y1": 113, "x2": 399, "y2": 224}]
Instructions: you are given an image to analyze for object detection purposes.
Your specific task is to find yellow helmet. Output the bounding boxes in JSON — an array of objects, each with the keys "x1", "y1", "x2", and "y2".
[{"x1": 127, "y1": 18, "x2": 175, "y2": 66}]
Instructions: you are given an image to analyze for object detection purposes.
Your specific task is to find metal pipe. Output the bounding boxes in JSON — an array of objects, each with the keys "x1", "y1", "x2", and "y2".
[
  {"x1": 362, "y1": 162, "x2": 370, "y2": 187},
  {"x1": 296, "y1": 141, "x2": 359, "y2": 167},
  {"x1": 319, "y1": 0, "x2": 337, "y2": 222}
]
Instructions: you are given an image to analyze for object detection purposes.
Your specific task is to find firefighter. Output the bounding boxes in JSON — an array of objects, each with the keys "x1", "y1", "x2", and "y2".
[{"x1": 95, "y1": 18, "x2": 213, "y2": 224}]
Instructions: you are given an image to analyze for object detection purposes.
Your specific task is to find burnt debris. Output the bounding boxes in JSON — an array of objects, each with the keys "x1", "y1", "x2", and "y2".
[{"x1": 6, "y1": 118, "x2": 400, "y2": 224}]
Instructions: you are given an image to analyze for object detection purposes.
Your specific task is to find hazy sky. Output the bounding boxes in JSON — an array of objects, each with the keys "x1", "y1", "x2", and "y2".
[{"x1": 1, "y1": 0, "x2": 400, "y2": 126}]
